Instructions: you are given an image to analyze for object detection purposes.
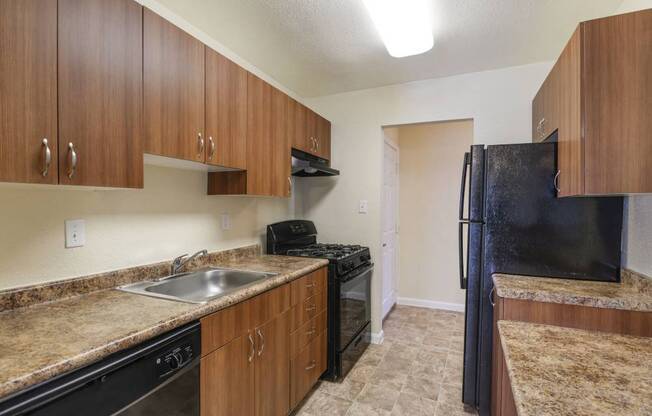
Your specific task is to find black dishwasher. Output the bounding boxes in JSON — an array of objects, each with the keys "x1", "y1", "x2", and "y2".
[{"x1": 0, "y1": 322, "x2": 200, "y2": 416}]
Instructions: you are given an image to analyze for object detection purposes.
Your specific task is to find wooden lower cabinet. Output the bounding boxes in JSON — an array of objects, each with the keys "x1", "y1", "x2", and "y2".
[
  {"x1": 200, "y1": 267, "x2": 327, "y2": 416},
  {"x1": 290, "y1": 331, "x2": 327, "y2": 409},
  {"x1": 491, "y1": 293, "x2": 652, "y2": 415}
]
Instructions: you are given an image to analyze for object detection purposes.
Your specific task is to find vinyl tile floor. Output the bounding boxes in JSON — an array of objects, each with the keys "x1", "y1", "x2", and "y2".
[{"x1": 293, "y1": 305, "x2": 478, "y2": 416}]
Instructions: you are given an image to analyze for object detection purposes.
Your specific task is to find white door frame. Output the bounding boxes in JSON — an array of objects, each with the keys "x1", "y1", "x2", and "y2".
[{"x1": 381, "y1": 138, "x2": 399, "y2": 320}]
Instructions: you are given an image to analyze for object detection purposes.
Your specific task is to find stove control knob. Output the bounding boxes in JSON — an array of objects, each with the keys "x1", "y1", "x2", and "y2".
[
  {"x1": 361, "y1": 254, "x2": 371, "y2": 262},
  {"x1": 344, "y1": 261, "x2": 354, "y2": 271}
]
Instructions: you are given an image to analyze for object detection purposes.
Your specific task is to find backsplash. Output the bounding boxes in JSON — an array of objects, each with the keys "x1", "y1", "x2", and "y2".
[{"x1": 0, "y1": 165, "x2": 298, "y2": 291}]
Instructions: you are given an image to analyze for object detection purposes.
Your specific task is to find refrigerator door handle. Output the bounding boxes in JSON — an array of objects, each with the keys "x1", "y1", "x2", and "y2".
[
  {"x1": 459, "y1": 152, "x2": 471, "y2": 221},
  {"x1": 458, "y1": 220, "x2": 469, "y2": 289}
]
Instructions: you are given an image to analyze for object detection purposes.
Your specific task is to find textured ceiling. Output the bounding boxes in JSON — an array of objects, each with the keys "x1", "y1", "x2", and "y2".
[{"x1": 154, "y1": 0, "x2": 623, "y2": 97}]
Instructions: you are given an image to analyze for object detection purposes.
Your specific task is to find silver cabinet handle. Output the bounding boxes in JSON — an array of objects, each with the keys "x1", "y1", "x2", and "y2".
[
  {"x1": 41, "y1": 138, "x2": 51, "y2": 177},
  {"x1": 489, "y1": 287, "x2": 495, "y2": 307},
  {"x1": 256, "y1": 329, "x2": 265, "y2": 356},
  {"x1": 306, "y1": 326, "x2": 316, "y2": 336},
  {"x1": 554, "y1": 170, "x2": 561, "y2": 193},
  {"x1": 316, "y1": 137, "x2": 320, "y2": 151},
  {"x1": 305, "y1": 360, "x2": 317, "y2": 371},
  {"x1": 67, "y1": 142, "x2": 77, "y2": 179},
  {"x1": 207, "y1": 136, "x2": 216, "y2": 161},
  {"x1": 287, "y1": 176, "x2": 292, "y2": 195},
  {"x1": 305, "y1": 282, "x2": 316, "y2": 289},
  {"x1": 248, "y1": 332, "x2": 255, "y2": 362},
  {"x1": 197, "y1": 133, "x2": 204, "y2": 157},
  {"x1": 305, "y1": 305, "x2": 317, "y2": 313}
]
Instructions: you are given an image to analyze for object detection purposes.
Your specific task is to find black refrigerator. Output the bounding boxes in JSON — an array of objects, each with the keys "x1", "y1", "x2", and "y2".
[{"x1": 458, "y1": 142, "x2": 623, "y2": 415}]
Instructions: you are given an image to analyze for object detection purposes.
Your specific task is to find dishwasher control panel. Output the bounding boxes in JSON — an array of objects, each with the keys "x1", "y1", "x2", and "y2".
[{"x1": 157, "y1": 343, "x2": 195, "y2": 378}]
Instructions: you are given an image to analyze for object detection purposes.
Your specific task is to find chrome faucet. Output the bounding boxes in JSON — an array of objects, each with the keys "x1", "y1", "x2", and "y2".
[{"x1": 170, "y1": 249, "x2": 208, "y2": 275}]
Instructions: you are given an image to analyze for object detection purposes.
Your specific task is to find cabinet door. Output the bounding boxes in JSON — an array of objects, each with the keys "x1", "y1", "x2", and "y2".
[
  {"x1": 290, "y1": 331, "x2": 327, "y2": 409},
  {"x1": 205, "y1": 48, "x2": 247, "y2": 169},
  {"x1": 270, "y1": 89, "x2": 290, "y2": 197},
  {"x1": 290, "y1": 100, "x2": 309, "y2": 154},
  {"x1": 531, "y1": 87, "x2": 545, "y2": 142},
  {"x1": 201, "y1": 334, "x2": 255, "y2": 416},
  {"x1": 58, "y1": 0, "x2": 143, "y2": 188},
  {"x1": 0, "y1": 0, "x2": 58, "y2": 185},
  {"x1": 144, "y1": 9, "x2": 205, "y2": 163},
  {"x1": 316, "y1": 116, "x2": 331, "y2": 161},
  {"x1": 246, "y1": 74, "x2": 273, "y2": 195},
  {"x1": 254, "y1": 311, "x2": 290, "y2": 416}
]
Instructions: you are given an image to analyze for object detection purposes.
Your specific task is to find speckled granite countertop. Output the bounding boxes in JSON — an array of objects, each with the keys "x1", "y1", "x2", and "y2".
[
  {"x1": 493, "y1": 269, "x2": 652, "y2": 312},
  {"x1": 498, "y1": 320, "x2": 652, "y2": 416},
  {"x1": 0, "y1": 254, "x2": 328, "y2": 400}
]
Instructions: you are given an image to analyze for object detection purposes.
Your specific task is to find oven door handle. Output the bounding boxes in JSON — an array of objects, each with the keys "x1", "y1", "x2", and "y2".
[{"x1": 340, "y1": 264, "x2": 374, "y2": 282}]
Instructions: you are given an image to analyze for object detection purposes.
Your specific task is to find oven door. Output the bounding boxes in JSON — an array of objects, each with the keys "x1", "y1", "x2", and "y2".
[{"x1": 338, "y1": 264, "x2": 373, "y2": 351}]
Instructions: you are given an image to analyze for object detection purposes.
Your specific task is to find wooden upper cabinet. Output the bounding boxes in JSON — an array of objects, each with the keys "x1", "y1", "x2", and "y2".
[
  {"x1": 533, "y1": 9, "x2": 652, "y2": 196},
  {"x1": 270, "y1": 90, "x2": 290, "y2": 198},
  {"x1": 291, "y1": 100, "x2": 310, "y2": 154},
  {"x1": 58, "y1": 0, "x2": 143, "y2": 188},
  {"x1": 246, "y1": 74, "x2": 273, "y2": 195},
  {"x1": 205, "y1": 48, "x2": 247, "y2": 169},
  {"x1": 0, "y1": 0, "x2": 58, "y2": 185},
  {"x1": 144, "y1": 9, "x2": 205, "y2": 163},
  {"x1": 316, "y1": 115, "x2": 331, "y2": 161}
]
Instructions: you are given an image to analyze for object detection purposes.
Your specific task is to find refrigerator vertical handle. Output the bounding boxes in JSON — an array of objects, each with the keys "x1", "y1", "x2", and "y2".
[
  {"x1": 458, "y1": 221, "x2": 468, "y2": 289},
  {"x1": 459, "y1": 152, "x2": 470, "y2": 221}
]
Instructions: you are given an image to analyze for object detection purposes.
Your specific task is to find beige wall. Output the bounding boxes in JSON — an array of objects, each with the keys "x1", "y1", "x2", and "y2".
[
  {"x1": 396, "y1": 121, "x2": 473, "y2": 308},
  {"x1": 0, "y1": 165, "x2": 296, "y2": 290}
]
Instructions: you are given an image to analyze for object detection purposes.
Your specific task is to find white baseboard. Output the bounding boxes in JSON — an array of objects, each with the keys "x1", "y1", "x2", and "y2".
[
  {"x1": 397, "y1": 297, "x2": 465, "y2": 313},
  {"x1": 371, "y1": 330, "x2": 384, "y2": 344}
]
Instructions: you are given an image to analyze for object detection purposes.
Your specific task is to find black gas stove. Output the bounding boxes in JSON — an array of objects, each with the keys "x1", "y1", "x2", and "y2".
[{"x1": 267, "y1": 220, "x2": 372, "y2": 380}]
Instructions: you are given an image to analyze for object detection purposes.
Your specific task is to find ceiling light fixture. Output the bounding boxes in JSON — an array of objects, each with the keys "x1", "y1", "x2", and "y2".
[{"x1": 362, "y1": 0, "x2": 434, "y2": 58}]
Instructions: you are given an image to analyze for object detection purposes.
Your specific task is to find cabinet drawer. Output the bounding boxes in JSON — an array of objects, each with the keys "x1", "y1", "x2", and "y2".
[
  {"x1": 290, "y1": 331, "x2": 327, "y2": 409},
  {"x1": 200, "y1": 301, "x2": 248, "y2": 357},
  {"x1": 290, "y1": 289, "x2": 327, "y2": 332},
  {"x1": 248, "y1": 283, "x2": 291, "y2": 329},
  {"x1": 290, "y1": 267, "x2": 327, "y2": 306},
  {"x1": 290, "y1": 310, "x2": 327, "y2": 358}
]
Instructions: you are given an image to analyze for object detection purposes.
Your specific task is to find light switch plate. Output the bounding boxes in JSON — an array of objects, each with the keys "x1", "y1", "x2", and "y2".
[
  {"x1": 65, "y1": 219, "x2": 85, "y2": 248},
  {"x1": 221, "y1": 214, "x2": 231, "y2": 230},
  {"x1": 359, "y1": 200, "x2": 368, "y2": 214}
]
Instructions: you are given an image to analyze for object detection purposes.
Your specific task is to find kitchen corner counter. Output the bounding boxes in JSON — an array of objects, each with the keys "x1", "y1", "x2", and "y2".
[
  {"x1": 492, "y1": 270, "x2": 652, "y2": 312},
  {"x1": 0, "y1": 254, "x2": 328, "y2": 400},
  {"x1": 498, "y1": 320, "x2": 652, "y2": 416}
]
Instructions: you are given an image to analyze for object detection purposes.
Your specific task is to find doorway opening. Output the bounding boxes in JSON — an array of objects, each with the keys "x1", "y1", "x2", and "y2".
[{"x1": 381, "y1": 119, "x2": 474, "y2": 321}]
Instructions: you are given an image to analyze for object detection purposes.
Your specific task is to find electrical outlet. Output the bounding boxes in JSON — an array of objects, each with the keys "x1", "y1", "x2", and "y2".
[
  {"x1": 221, "y1": 214, "x2": 231, "y2": 230},
  {"x1": 65, "y1": 219, "x2": 85, "y2": 248},
  {"x1": 359, "y1": 200, "x2": 368, "y2": 214}
]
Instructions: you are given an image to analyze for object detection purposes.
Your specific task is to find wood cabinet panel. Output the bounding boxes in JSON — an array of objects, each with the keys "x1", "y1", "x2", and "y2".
[
  {"x1": 201, "y1": 301, "x2": 249, "y2": 356},
  {"x1": 270, "y1": 89, "x2": 290, "y2": 197},
  {"x1": 290, "y1": 331, "x2": 327, "y2": 410},
  {"x1": 557, "y1": 27, "x2": 584, "y2": 197},
  {"x1": 582, "y1": 9, "x2": 652, "y2": 194},
  {"x1": 58, "y1": 0, "x2": 143, "y2": 188},
  {"x1": 205, "y1": 48, "x2": 247, "y2": 169},
  {"x1": 254, "y1": 310, "x2": 290, "y2": 416},
  {"x1": 291, "y1": 100, "x2": 309, "y2": 154},
  {"x1": 246, "y1": 74, "x2": 273, "y2": 195},
  {"x1": 248, "y1": 284, "x2": 291, "y2": 330},
  {"x1": 290, "y1": 267, "x2": 327, "y2": 306},
  {"x1": 316, "y1": 115, "x2": 331, "y2": 161},
  {"x1": 0, "y1": 0, "x2": 58, "y2": 185},
  {"x1": 290, "y1": 310, "x2": 327, "y2": 358},
  {"x1": 290, "y1": 289, "x2": 327, "y2": 332},
  {"x1": 144, "y1": 9, "x2": 204, "y2": 163},
  {"x1": 201, "y1": 335, "x2": 254, "y2": 416}
]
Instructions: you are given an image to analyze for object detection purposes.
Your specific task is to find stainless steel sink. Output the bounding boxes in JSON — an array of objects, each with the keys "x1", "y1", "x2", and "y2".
[{"x1": 118, "y1": 268, "x2": 277, "y2": 304}]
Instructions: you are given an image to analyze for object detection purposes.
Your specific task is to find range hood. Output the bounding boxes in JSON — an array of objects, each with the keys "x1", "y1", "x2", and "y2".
[{"x1": 291, "y1": 149, "x2": 340, "y2": 177}]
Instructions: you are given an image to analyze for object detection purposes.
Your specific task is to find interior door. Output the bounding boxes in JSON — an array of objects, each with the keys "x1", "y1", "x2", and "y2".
[
  {"x1": 144, "y1": 9, "x2": 205, "y2": 163},
  {"x1": 58, "y1": 0, "x2": 143, "y2": 188},
  {"x1": 201, "y1": 334, "x2": 254, "y2": 416},
  {"x1": 0, "y1": 0, "x2": 58, "y2": 185},
  {"x1": 254, "y1": 311, "x2": 290, "y2": 416},
  {"x1": 381, "y1": 141, "x2": 399, "y2": 319}
]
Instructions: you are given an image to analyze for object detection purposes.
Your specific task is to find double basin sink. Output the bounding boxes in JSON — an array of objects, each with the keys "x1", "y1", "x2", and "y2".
[{"x1": 119, "y1": 268, "x2": 278, "y2": 304}]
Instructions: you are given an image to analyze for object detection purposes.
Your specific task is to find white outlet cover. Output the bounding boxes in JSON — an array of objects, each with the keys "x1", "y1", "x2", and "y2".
[
  {"x1": 65, "y1": 219, "x2": 85, "y2": 248},
  {"x1": 221, "y1": 214, "x2": 231, "y2": 230},
  {"x1": 359, "y1": 200, "x2": 368, "y2": 214}
]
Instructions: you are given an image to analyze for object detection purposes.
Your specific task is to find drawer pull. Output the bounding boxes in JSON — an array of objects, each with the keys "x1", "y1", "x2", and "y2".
[
  {"x1": 306, "y1": 326, "x2": 317, "y2": 336},
  {"x1": 248, "y1": 333, "x2": 255, "y2": 363},
  {"x1": 305, "y1": 282, "x2": 316, "y2": 288},
  {"x1": 305, "y1": 360, "x2": 317, "y2": 371},
  {"x1": 305, "y1": 305, "x2": 317, "y2": 312}
]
